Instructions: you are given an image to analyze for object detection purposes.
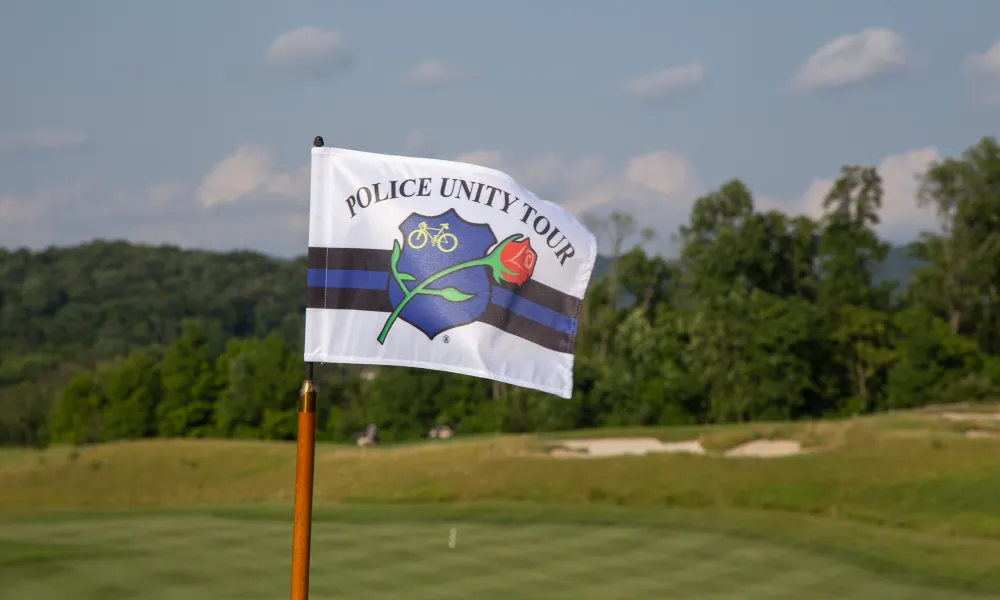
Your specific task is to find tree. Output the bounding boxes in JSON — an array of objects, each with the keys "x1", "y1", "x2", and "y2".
[
  {"x1": 214, "y1": 340, "x2": 258, "y2": 437},
  {"x1": 156, "y1": 321, "x2": 218, "y2": 437},
  {"x1": 678, "y1": 180, "x2": 756, "y2": 300},
  {"x1": 584, "y1": 210, "x2": 655, "y2": 358},
  {"x1": 48, "y1": 371, "x2": 103, "y2": 445},
  {"x1": 101, "y1": 350, "x2": 161, "y2": 440},
  {"x1": 817, "y1": 165, "x2": 891, "y2": 308},
  {"x1": 683, "y1": 288, "x2": 816, "y2": 422},
  {"x1": 913, "y1": 137, "x2": 1000, "y2": 348},
  {"x1": 830, "y1": 305, "x2": 897, "y2": 413},
  {"x1": 816, "y1": 166, "x2": 894, "y2": 406},
  {"x1": 617, "y1": 249, "x2": 675, "y2": 312},
  {"x1": 888, "y1": 307, "x2": 984, "y2": 409}
]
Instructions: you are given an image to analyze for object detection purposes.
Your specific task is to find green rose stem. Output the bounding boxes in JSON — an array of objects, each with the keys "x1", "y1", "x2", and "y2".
[{"x1": 377, "y1": 234, "x2": 521, "y2": 345}]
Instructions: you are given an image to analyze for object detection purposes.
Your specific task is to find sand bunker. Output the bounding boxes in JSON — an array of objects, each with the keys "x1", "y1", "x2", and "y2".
[
  {"x1": 549, "y1": 437, "x2": 805, "y2": 459},
  {"x1": 965, "y1": 430, "x2": 1000, "y2": 439},
  {"x1": 724, "y1": 439, "x2": 803, "y2": 458},
  {"x1": 939, "y1": 412, "x2": 1000, "y2": 422},
  {"x1": 551, "y1": 437, "x2": 705, "y2": 458}
]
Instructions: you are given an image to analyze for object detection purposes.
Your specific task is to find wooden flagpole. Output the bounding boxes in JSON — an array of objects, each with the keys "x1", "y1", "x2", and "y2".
[
  {"x1": 290, "y1": 135, "x2": 324, "y2": 600},
  {"x1": 290, "y1": 362, "x2": 316, "y2": 600}
]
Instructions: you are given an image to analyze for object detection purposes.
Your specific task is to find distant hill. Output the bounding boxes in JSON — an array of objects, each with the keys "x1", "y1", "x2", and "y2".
[
  {"x1": 876, "y1": 245, "x2": 923, "y2": 286},
  {"x1": 0, "y1": 240, "x2": 307, "y2": 381},
  {"x1": 0, "y1": 241, "x2": 921, "y2": 393}
]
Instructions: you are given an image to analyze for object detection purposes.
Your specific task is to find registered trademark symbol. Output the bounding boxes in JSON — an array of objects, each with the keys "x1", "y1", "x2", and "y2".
[{"x1": 442, "y1": 335, "x2": 450, "y2": 343}]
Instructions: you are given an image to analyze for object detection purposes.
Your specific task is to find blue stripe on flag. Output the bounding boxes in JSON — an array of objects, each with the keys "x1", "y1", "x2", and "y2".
[
  {"x1": 307, "y1": 269, "x2": 389, "y2": 290},
  {"x1": 490, "y1": 287, "x2": 579, "y2": 336},
  {"x1": 306, "y1": 267, "x2": 578, "y2": 338}
]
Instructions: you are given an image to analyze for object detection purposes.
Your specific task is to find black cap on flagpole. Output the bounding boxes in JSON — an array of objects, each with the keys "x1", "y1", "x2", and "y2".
[{"x1": 313, "y1": 136, "x2": 324, "y2": 147}]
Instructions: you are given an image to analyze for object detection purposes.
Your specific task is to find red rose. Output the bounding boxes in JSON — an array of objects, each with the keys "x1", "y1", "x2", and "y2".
[{"x1": 499, "y1": 237, "x2": 536, "y2": 286}]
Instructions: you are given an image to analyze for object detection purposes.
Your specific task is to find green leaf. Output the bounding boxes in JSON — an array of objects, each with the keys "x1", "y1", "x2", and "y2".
[
  {"x1": 390, "y1": 240, "x2": 401, "y2": 268},
  {"x1": 389, "y1": 241, "x2": 417, "y2": 292},
  {"x1": 429, "y1": 287, "x2": 474, "y2": 302}
]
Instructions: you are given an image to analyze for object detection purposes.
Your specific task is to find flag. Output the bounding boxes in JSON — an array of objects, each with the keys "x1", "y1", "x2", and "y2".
[{"x1": 303, "y1": 147, "x2": 597, "y2": 398}]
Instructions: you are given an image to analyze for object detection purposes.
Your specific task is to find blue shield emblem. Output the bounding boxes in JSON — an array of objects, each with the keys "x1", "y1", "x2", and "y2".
[{"x1": 385, "y1": 209, "x2": 496, "y2": 340}]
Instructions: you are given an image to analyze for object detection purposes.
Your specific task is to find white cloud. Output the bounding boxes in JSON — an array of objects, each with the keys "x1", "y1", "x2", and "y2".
[
  {"x1": 791, "y1": 28, "x2": 909, "y2": 92},
  {"x1": 266, "y1": 27, "x2": 351, "y2": 75},
  {"x1": 0, "y1": 175, "x2": 311, "y2": 255},
  {"x1": 0, "y1": 180, "x2": 191, "y2": 228},
  {"x1": 197, "y1": 145, "x2": 309, "y2": 207},
  {"x1": 402, "y1": 60, "x2": 471, "y2": 88},
  {"x1": 454, "y1": 150, "x2": 608, "y2": 206},
  {"x1": 0, "y1": 181, "x2": 94, "y2": 225},
  {"x1": 454, "y1": 149, "x2": 703, "y2": 253},
  {"x1": 0, "y1": 179, "x2": 192, "y2": 249},
  {"x1": 3, "y1": 141, "x2": 940, "y2": 259},
  {"x1": 454, "y1": 150, "x2": 507, "y2": 172},
  {"x1": 966, "y1": 40, "x2": 1000, "y2": 78},
  {"x1": 964, "y1": 40, "x2": 1000, "y2": 106},
  {"x1": 623, "y1": 63, "x2": 705, "y2": 103},
  {"x1": 0, "y1": 129, "x2": 87, "y2": 152},
  {"x1": 763, "y1": 147, "x2": 941, "y2": 242},
  {"x1": 454, "y1": 149, "x2": 701, "y2": 215},
  {"x1": 143, "y1": 182, "x2": 186, "y2": 210},
  {"x1": 626, "y1": 151, "x2": 702, "y2": 198},
  {"x1": 1, "y1": 141, "x2": 321, "y2": 254}
]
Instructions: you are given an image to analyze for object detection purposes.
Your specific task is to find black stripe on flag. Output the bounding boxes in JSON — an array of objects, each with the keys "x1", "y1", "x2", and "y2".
[
  {"x1": 491, "y1": 278, "x2": 582, "y2": 321},
  {"x1": 305, "y1": 286, "x2": 393, "y2": 313},
  {"x1": 307, "y1": 247, "x2": 391, "y2": 271},
  {"x1": 478, "y1": 304, "x2": 575, "y2": 354},
  {"x1": 305, "y1": 247, "x2": 582, "y2": 319}
]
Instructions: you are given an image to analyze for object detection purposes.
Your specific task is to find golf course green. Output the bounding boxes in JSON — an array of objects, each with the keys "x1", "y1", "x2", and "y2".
[{"x1": 2, "y1": 406, "x2": 999, "y2": 599}]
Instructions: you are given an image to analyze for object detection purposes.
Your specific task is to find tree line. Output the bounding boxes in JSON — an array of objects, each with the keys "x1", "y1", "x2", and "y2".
[{"x1": 2, "y1": 136, "x2": 999, "y2": 446}]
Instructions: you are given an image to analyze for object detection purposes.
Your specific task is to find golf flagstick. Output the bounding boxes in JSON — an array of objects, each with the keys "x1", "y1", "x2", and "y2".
[
  {"x1": 291, "y1": 133, "x2": 596, "y2": 598},
  {"x1": 289, "y1": 135, "x2": 325, "y2": 600}
]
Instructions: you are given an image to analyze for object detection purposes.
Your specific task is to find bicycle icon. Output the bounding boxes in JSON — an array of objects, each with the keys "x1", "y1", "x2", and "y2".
[{"x1": 407, "y1": 222, "x2": 458, "y2": 253}]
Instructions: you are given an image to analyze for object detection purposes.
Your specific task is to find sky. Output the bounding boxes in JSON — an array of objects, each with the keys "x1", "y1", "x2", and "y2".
[{"x1": 2, "y1": 0, "x2": 999, "y2": 257}]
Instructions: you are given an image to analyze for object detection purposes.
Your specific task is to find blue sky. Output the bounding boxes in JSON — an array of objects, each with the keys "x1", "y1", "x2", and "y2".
[{"x1": 2, "y1": 0, "x2": 999, "y2": 256}]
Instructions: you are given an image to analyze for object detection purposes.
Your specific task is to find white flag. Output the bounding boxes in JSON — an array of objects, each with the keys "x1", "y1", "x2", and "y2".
[{"x1": 303, "y1": 147, "x2": 597, "y2": 398}]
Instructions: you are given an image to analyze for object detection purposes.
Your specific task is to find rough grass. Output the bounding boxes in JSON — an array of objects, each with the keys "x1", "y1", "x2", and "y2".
[
  {"x1": 1, "y1": 406, "x2": 999, "y2": 597},
  {"x1": 2, "y1": 411, "x2": 999, "y2": 535}
]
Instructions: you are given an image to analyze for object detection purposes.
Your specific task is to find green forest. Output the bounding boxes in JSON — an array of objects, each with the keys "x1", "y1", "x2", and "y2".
[{"x1": 2, "y1": 136, "x2": 999, "y2": 447}]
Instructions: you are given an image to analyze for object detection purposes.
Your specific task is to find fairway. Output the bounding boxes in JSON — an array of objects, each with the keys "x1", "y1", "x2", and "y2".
[
  {"x1": 0, "y1": 511, "x2": 988, "y2": 600},
  {"x1": 2, "y1": 410, "x2": 1000, "y2": 598}
]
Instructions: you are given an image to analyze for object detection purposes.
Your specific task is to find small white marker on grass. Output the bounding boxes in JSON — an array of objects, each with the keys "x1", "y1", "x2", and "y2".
[{"x1": 448, "y1": 528, "x2": 457, "y2": 549}]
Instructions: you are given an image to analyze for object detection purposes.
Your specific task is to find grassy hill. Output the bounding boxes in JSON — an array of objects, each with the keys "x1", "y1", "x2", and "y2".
[
  {"x1": 6, "y1": 404, "x2": 996, "y2": 518},
  {"x1": 1, "y1": 405, "x2": 998, "y2": 598}
]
